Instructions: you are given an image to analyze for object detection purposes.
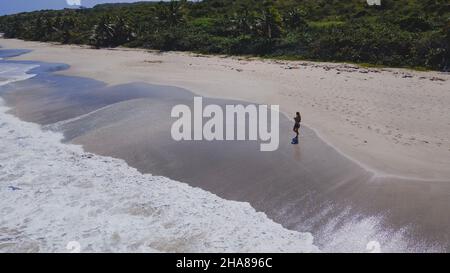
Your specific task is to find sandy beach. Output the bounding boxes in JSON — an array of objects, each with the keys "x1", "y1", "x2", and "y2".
[
  {"x1": 1, "y1": 38, "x2": 449, "y2": 180},
  {"x1": 1, "y1": 39, "x2": 450, "y2": 252},
  {"x1": 2, "y1": 61, "x2": 448, "y2": 251},
  {"x1": 0, "y1": 49, "x2": 324, "y2": 253}
]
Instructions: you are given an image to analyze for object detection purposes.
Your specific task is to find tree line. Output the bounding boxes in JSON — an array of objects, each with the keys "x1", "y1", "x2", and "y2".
[{"x1": 0, "y1": 0, "x2": 448, "y2": 71}]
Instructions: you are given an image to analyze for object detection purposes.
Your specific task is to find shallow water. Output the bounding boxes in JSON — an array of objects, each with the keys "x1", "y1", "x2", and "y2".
[
  {"x1": 0, "y1": 49, "x2": 319, "y2": 253},
  {"x1": 1, "y1": 49, "x2": 449, "y2": 252},
  {"x1": 0, "y1": 97, "x2": 319, "y2": 253}
]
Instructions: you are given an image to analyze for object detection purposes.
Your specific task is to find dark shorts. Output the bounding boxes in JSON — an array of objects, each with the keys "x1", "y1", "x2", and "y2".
[{"x1": 294, "y1": 124, "x2": 300, "y2": 130}]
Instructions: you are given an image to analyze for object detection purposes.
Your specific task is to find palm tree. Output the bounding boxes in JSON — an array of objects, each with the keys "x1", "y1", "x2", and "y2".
[
  {"x1": 111, "y1": 17, "x2": 135, "y2": 46},
  {"x1": 157, "y1": 0, "x2": 186, "y2": 27},
  {"x1": 231, "y1": 4, "x2": 256, "y2": 35},
  {"x1": 255, "y1": 6, "x2": 283, "y2": 40},
  {"x1": 90, "y1": 16, "x2": 115, "y2": 48},
  {"x1": 58, "y1": 17, "x2": 77, "y2": 44},
  {"x1": 283, "y1": 8, "x2": 307, "y2": 31}
]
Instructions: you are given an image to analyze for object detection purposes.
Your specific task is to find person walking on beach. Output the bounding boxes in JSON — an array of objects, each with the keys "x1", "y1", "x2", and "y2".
[{"x1": 292, "y1": 112, "x2": 301, "y2": 144}]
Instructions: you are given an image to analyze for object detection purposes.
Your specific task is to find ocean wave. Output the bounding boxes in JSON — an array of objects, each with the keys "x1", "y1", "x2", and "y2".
[
  {"x1": 0, "y1": 63, "x2": 39, "y2": 87},
  {"x1": 0, "y1": 60, "x2": 318, "y2": 252},
  {"x1": 0, "y1": 98, "x2": 319, "y2": 253}
]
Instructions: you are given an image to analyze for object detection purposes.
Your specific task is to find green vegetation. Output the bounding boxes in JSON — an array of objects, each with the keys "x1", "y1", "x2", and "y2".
[{"x1": 0, "y1": 0, "x2": 449, "y2": 71}]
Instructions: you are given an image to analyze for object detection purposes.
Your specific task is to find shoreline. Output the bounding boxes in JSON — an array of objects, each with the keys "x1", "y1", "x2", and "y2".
[
  {"x1": 2, "y1": 47, "x2": 450, "y2": 252},
  {"x1": 0, "y1": 53, "x2": 321, "y2": 252},
  {"x1": 0, "y1": 96, "x2": 319, "y2": 252},
  {"x1": 1, "y1": 38, "x2": 450, "y2": 180}
]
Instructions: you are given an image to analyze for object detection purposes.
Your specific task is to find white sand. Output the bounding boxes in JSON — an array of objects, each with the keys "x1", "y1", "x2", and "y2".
[{"x1": 1, "y1": 38, "x2": 449, "y2": 180}]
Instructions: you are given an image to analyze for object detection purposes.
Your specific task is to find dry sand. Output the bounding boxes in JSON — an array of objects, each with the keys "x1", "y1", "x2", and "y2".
[{"x1": 1, "y1": 38, "x2": 449, "y2": 180}]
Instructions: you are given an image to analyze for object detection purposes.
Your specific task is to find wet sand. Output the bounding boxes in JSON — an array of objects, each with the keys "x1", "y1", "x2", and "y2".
[
  {"x1": 2, "y1": 38, "x2": 450, "y2": 181},
  {"x1": 1, "y1": 59, "x2": 450, "y2": 252}
]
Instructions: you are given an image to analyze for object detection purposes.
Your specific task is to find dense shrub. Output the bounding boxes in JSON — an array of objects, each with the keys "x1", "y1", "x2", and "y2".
[{"x1": 0, "y1": 0, "x2": 448, "y2": 71}]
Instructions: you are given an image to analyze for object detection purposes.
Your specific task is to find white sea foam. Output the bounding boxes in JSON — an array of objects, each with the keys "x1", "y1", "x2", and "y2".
[
  {"x1": 0, "y1": 97, "x2": 319, "y2": 253},
  {"x1": 309, "y1": 207, "x2": 441, "y2": 253},
  {"x1": 0, "y1": 63, "x2": 38, "y2": 87}
]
